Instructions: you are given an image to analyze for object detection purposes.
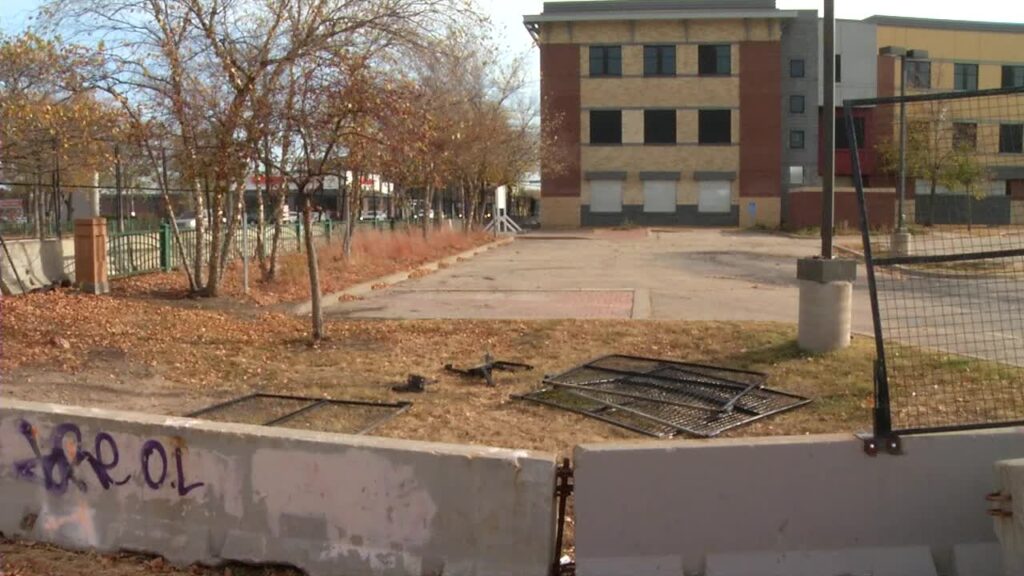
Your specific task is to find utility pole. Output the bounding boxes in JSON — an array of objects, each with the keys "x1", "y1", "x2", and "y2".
[{"x1": 821, "y1": 0, "x2": 835, "y2": 260}]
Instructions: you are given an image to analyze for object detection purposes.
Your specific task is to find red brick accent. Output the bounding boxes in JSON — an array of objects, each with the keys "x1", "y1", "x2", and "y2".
[
  {"x1": 541, "y1": 44, "x2": 581, "y2": 198},
  {"x1": 1009, "y1": 179, "x2": 1024, "y2": 198},
  {"x1": 787, "y1": 189, "x2": 896, "y2": 231},
  {"x1": 739, "y1": 42, "x2": 782, "y2": 198}
]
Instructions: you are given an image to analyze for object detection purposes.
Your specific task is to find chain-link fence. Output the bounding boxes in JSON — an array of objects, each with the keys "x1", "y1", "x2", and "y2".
[{"x1": 847, "y1": 86, "x2": 1024, "y2": 436}]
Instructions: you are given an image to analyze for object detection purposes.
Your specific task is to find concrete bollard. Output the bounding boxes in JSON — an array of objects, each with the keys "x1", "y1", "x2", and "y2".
[
  {"x1": 797, "y1": 258, "x2": 857, "y2": 354},
  {"x1": 891, "y1": 230, "x2": 913, "y2": 257}
]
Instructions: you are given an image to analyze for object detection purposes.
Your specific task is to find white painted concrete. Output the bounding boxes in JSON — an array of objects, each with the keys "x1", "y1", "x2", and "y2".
[
  {"x1": 994, "y1": 458, "x2": 1024, "y2": 576},
  {"x1": 797, "y1": 279, "x2": 853, "y2": 353},
  {"x1": 0, "y1": 400, "x2": 557, "y2": 576},
  {"x1": 706, "y1": 546, "x2": 937, "y2": 576},
  {"x1": 0, "y1": 237, "x2": 75, "y2": 294},
  {"x1": 574, "y1": 430, "x2": 1024, "y2": 576}
]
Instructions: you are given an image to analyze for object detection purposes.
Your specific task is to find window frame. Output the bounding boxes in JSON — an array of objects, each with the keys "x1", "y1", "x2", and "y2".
[
  {"x1": 698, "y1": 109, "x2": 732, "y2": 145},
  {"x1": 789, "y1": 130, "x2": 805, "y2": 150},
  {"x1": 953, "y1": 122, "x2": 978, "y2": 151},
  {"x1": 790, "y1": 59, "x2": 805, "y2": 78},
  {"x1": 953, "y1": 63, "x2": 979, "y2": 91},
  {"x1": 698, "y1": 44, "x2": 731, "y2": 76},
  {"x1": 906, "y1": 60, "x2": 932, "y2": 89},
  {"x1": 789, "y1": 94, "x2": 805, "y2": 114},
  {"x1": 643, "y1": 45, "x2": 677, "y2": 77},
  {"x1": 1003, "y1": 65, "x2": 1024, "y2": 88},
  {"x1": 1000, "y1": 123, "x2": 1024, "y2": 154},
  {"x1": 589, "y1": 110, "x2": 623, "y2": 145},
  {"x1": 643, "y1": 109, "x2": 677, "y2": 145},
  {"x1": 589, "y1": 45, "x2": 622, "y2": 77}
]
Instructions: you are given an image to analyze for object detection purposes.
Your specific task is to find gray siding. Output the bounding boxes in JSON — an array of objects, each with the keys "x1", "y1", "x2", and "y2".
[
  {"x1": 780, "y1": 11, "x2": 820, "y2": 226},
  {"x1": 819, "y1": 19, "x2": 878, "y2": 105}
]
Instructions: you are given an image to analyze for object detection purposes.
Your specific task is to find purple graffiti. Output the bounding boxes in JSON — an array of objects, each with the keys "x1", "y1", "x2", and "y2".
[{"x1": 13, "y1": 420, "x2": 204, "y2": 497}]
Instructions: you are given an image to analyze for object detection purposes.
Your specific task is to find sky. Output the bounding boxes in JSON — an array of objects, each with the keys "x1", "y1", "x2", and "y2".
[{"x1": 3, "y1": 0, "x2": 1024, "y2": 94}]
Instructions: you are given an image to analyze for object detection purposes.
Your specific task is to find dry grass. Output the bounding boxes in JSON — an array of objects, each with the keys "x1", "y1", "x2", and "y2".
[
  {"x1": 2, "y1": 290, "x2": 876, "y2": 455},
  {"x1": 112, "y1": 228, "x2": 493, "y2": 307}
]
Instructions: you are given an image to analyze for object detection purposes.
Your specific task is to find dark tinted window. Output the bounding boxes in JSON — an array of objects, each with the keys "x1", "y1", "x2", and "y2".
[
  {"x1": 953, "y1": 122, "x2": 978, "y2": 150},
  {"x1": 835, "y1": 117, "x2": 866, "y2": 150},
  {"x1": 644, "y1": 110, "x2": 677, "y2": 144},
  {"x1": 644, "y1": 45, "x2": 676, "y2": 76},
  {"x1": 907, "y1": 60, "x2": 931, "y2": 89},
  {"x1": 954, "y1": 63, "x2": 978, "y2": 91},
  {"x1": 590, "y1": 110, "x2": 623, "y2": 144},
  {"x1": 698, "y1": 45, "x2": 731, "y2": 76},
  {"x1": 789, "y1": 95, "x2": 805, "y2": 114},
  {"x1": 1000, "y1": 124, "x2": 1024, "y2": 154},
  {"x1": 589, "y1": 46, "x2": 622, "y2": 77},
  {"x1": 835, "y1": 54, "x2": 842, "y2": 82},
  {"x1": 698, "y1": 110, "x2": 731, "y2": 144},
  {"x1": 1003, "y1": 65, "x2": 1024, "y2": 88},
  {"x1": 790, "y1": 59, "x2": 805, "y2": 78},
  {"x1": 789, "y1": 130, "x2": 805, "y2": 149}
]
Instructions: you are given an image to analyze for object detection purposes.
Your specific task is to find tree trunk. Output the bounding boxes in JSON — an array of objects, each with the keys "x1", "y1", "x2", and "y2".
[
  {"x1": 343, "y1": 175, "x2": 356, "y2": 258},
  {"x1": 302, "y1": 186, "x2": 324, "y2": 341},
  {"x1": 192, "y1": 180, "x2": 206, "y2": 291},
  {"x1": 422, "y1": 184, "x2": 432, "y2": 240},
  {"x1": 927, "y1": 179, "x2": 937, "y2": 227},
  {"x1": 204, "y1": 185, "x2": 225, "y2": 297},
  {"x1": 267, "y1": 190, "x2": 285, "y2": 280},
  {"x1": 966, "y1": 189, "x2": 974, "y2": 232}
]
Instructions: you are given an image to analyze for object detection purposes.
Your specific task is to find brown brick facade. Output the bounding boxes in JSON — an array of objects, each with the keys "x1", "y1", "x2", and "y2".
[
  {"x1": 739, "y1": 41, "x2": 782, "y2": 198},
  {"x1": 540, "y1": 44, "x2": 581, "y2": 199}
]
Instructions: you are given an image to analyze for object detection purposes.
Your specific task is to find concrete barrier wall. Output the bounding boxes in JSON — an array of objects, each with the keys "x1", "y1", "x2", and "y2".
[
  {"x1": 0, "y1": 400, "x2": 557, "y2": 576},
  {"x1": 574, "y1": 430, "x2": 1024, "y2": 576},
  {"x1": 0, "y1": 237, "x2": 75, "y2": 294}
]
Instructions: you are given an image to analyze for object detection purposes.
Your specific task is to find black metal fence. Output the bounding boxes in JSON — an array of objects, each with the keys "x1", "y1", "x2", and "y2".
[{"x1": 847, "y1": 86, "x2": 1024, "y2": 437}]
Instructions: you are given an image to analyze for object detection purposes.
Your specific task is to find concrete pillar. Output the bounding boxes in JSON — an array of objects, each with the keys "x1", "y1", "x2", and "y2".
[
  {"x1": 72, "y1": 173, "x2": 102, "y2": 218},
  {"x1": 891, "y1": 230, "x2": 913, "y2": 257},
  {"x1": 993, "y1": 458, "x2": 1024, "y2": 576},
  {"x1": 74, "y1": 218, "x2": 109, "y2": 295},
  {"x1": 797, "y1": 258, "x2": 857, "y2": 353}
]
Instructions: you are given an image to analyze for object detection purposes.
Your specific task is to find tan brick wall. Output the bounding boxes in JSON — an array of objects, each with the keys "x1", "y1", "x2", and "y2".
[
  {"x1": 622, "y1": 109, "x2": 644, "y2": 144},
  {"x1": 572, "y1": 21, "x2": 633, "y2": 44},
  {"x1": 581, "y1": 77, "x2": 738, "y2": 108},
  {"x1": 738, "y1": 197, "x2": 781, "y2": 228},
  {"x1": 1012, "y1": 200, "x2": 1024, "y2": 225},
  {"x1": 541, "y1": 197, "x2": 582, "y2": 228},
  {"x1": 581, "y1": 146, "x2": 739, "y2": 178}
]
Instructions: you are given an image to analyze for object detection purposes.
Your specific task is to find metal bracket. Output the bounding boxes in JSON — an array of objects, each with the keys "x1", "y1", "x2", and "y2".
[
  {"x1": 857, "y1": 432, "x2": 903, "y2": 456},
  {"x1": 553, "y1": 458, "x2": 575, "y2": 576},
  {"x1": 445, "y1": 353, "x2": 533, "y2": 386},
  {"x1": 986, "y1": 491, "x2": 1013, "y2": 518}
]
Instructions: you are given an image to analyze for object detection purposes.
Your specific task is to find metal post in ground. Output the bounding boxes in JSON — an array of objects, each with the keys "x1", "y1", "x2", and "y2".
[
  {"x1": 796, "y1": 0, "x2": 856, "y2": 354},
  {"x1": 242, "y1": 207, "x2": 249, "y2": 295}
]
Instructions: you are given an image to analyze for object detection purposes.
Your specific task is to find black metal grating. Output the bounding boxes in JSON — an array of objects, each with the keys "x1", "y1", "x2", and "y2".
[
  {"x1": 518, "y1": 355, "x2": 810, "y2": 438},
  {"x1": 186, "y1": 393, "x2": 411, "y2": 435}
]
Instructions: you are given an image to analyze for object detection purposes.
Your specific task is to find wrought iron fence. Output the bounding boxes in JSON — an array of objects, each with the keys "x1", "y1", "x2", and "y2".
[{"x1": 846, "y1": 86, "x2": 1024, "y2": 437}]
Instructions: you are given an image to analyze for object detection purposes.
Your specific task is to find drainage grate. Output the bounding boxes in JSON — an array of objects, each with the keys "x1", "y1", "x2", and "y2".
[
  {"x1": 186, "y1": 393, "x2": 411, "y2": 435},
  {"x1": 517, "y1": 355, "x2": 810, "y2": 438}
]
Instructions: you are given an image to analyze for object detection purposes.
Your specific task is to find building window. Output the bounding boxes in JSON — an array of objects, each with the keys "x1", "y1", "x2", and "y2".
[
  {"x1": 789, "y1": 130, "x2": 805, "y2": 149},
  {"x1": 906, "y1": 60, "x2": 931, "y2": 89},
  {"x1": 835, "y1": 117, "x2": 866, "y2": 149},
  {"x1": 1003, "y1": 65, "x2": 1024, "y2": 88},
  {"x1": 590, "y1": 180, "x2": 623, "y2": 213},
  {"x1": 644, "y1": 45, "x2": 676, "y2": 77},
  {"x1": 644, "y1": 110, "x2": 677, "y2": 144},
  {"x1": 590, "y1": 110, "x2": 622, "y2": 144},
  {"x1": 835, "y1": 54, "x2": 842, "y2": 82},
  {"x1": 953, "y1": 122, "x2": 978, "y2": 150},
  {"x1": 790, "y1": 59, "x2": 805, "y2": 78},
  {"x1": 589, "y1": 46, "x2": 622, "y2": 77},
  {"x1": 698, "y1": 109, "x2": 731, "y2": 144},
  {"x1": 954, "y1": 63, "x2": 978, "y2": 91},
  {"x1": 643, "y1": 180, "x2": 676, "y2": 213},
  {"x1": 1000, "y1": 124, "x2": 1024, "y2": 154},
  {"x1": 789, "y1": 166, "x2": 805, "y2": 185},
  {"x1": 698, "y1": 44, "x2": 731, "y2": 76},
  {"x1": 789, "y1": 95, "x2": 805, "y2": 114},
  {"x1": 698, "y1": 181, "x2": 731, "y2": 213}
]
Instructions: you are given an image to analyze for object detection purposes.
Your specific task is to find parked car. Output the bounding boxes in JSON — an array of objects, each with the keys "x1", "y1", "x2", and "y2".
[
  {"x1": 360, "y1": 210, "x2": 388, "y2": 222},
  {"x1": 175, "y1": 213, "x2": 197, "y2": 230}
]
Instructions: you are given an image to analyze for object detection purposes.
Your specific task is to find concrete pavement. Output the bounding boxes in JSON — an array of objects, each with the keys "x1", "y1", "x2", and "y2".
[{"x1": 323, "y1": 228, "x2": 876, "y2": 333}]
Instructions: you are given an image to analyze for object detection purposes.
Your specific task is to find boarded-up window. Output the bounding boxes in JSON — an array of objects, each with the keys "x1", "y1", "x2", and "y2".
[
  {"x1": 590, "y1": 180, "x2": 623, "y2": 213},
  {"x1": 643, "y1": 181, "x2": 676, "y2": 213},
  {"x1": 698, "y1": 181, "x2": 731, "y2": 213}
]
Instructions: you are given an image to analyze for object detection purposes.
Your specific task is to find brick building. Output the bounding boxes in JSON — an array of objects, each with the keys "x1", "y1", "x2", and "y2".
[{"x1": 524, "y1": 0, "x2": 1024, "y2": 228}]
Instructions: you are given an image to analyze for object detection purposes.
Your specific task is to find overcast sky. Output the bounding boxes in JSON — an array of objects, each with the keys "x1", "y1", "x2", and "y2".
[{"x1": 4, "y1": 0, "x2": 1023, "y2": 94}]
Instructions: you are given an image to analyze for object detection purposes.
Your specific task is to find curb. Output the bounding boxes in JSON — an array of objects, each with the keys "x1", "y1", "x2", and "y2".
[{"x1": 290, "y1": 235, "x2": 516, "y2": 315}]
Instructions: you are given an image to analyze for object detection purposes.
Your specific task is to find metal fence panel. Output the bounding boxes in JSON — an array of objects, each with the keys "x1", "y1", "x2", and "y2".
[{"x1": 847, "y1": 86, "x2": 1024, "y2": 436}]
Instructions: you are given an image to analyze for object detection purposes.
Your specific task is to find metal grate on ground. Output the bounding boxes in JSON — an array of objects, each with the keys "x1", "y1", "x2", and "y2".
[
  {"x1": 846, "y1": 86, "x2": 1024, "y2": 436},
  {"x1": 186, "y1": 393, "x2": 411, "y2": 435},
  {"x1": 517, "y1": 355, "x2": 810, "y2": 438}
]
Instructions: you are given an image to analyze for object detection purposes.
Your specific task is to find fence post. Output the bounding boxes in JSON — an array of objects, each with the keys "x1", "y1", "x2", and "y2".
[
  {"x1": 325, "y1": 220, "x2": 332, "y2": 242},
  {"x1": 296, "y1": 221, "x2": 302, "y2": 252},
  {"x1": 160, "y1": 222, "x2": 171, "y2": 272}
]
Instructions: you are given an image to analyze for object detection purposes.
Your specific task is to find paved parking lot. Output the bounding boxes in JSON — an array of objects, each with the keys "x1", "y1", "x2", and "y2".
[{"x1": 324, "y1": 228, "x2": 876, "y2": 332}]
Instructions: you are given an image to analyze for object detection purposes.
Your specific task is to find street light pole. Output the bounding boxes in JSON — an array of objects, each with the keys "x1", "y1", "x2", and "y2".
[{"x1": 821, "y1": 0, "x2": 835, "y2": 259}]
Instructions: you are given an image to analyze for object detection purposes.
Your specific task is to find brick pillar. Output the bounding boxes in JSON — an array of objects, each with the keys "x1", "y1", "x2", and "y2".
[{"x1": 74, "y1": 218, "x2": 109, "y2": 294}]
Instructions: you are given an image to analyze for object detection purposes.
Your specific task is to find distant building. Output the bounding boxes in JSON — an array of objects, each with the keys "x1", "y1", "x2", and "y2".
[{"x1": 524, "y1": 0, "x2": 1024, "y2": 228}]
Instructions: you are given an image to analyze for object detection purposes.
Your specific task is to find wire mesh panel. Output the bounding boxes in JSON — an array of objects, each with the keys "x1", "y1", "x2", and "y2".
[
  {"x1": 186, "y1": 394, "x2": 411, "y2": 434},
  {"x1": 847, "y1": 86, "x2": 1024, "y2": 435},
  {"x1": 517, "y1": 355, "x2": 809, "y2": 438}
]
